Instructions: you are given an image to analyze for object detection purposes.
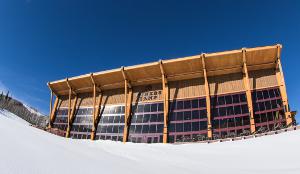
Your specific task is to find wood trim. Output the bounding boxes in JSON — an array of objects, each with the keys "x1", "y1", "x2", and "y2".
[
  {"x1": 242, "y1": 48, "x2": 256, "y2": 133},
  {"x1": 201, "y1": 54, "x2": 212, "y2": 138},
  {"x1": 275, "y1": 44, "x2": 292, "y2": 125},
  {"x1": 91, "y1": 83, "x2": 97, "y2": 140}
]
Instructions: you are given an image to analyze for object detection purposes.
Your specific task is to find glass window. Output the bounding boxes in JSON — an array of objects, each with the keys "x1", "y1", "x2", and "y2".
[
  {"x1": 176, "y1": 112, "x2": 183, "y2": 121},
  {"x1": 135, "y1": 125, "x2": 142, "y2": 133},
  {"x1": 259, "y1": 102, "x2": 265, "y2": 111},
  {"x1": 184, "y1": 111, "x2": 191, "y2": 120},
  {"x1": 242, "y1": 116, "x2": 250, "y2": 125},
  {"x1": 192, "y1": 99, "x2": 198, "y2": 108},
  {"x1": 157, "y1": 124, "x2": 164, "y2": 133},
  {"x1": 143, "y1": 114, "x2": 150, "y2": 123},
  {"x1": 219, "y1": 107, "x2": 226, "y2": 116},
  {"x1": 149, "y1": 125, "x2": 157, "y2": 133},
  {"x1": 274, "y1": 88, "x2": 280, "y2": 97},
  {"x1": 267, "y1": 112, "x2": 274, "y2": 121},
  {"x1": 150, "y1": 114, "x2": 157, "y2": 122},
  {"x1": 192, "y1": 122, "x2": 200, "y2": 131},
  {"x1": 200, "y1": 121, "x2": 207, "y2": 130},
  {"x1": 169, "y1": 112, "x2": 176, "y2": 121},
  {"x1": 199, "y1": 98, "x2": 206, "y2": 108},
  {"x1": 137, "y1": 105, "x2": 144, "y2": 113},
  {"x1": 103, "y1": 116, "x2": 109, "y2": 123},
  {"x1": 192, "y1": 110, "x2": 199, "y2": 119},
  {"x1": 116, "y1": 106, "x2": 121, "y2": 114},
  {"x1": 158, "y1": 103, "x2": 163, "y2": 111},
  {"x1": 144, "y1": 104, "x2": 151, "y2": 112},
  {"x1": 176, "y1": 123, "x2": 183, "y2": 132},
  {"x1": 220, "y1": 119, "x2": 227, "y2": 128},
  {"x1": 271, "y1": 100, "x2": 277, "y2": 109},
  {"x1": 151, "y1": 104, "x2": 158, "y2": 112},
  {"x1": 228, "y1": 118, "x2": 235, "y2": 127},
  {"x1": 218, "y1": 96, "x2": 225, "y2": 105},
  {"x1": 261, "y1": 113, "x2": 267, "y2": 122},
  {"x1": 184, "y1": 100, "x2": 191, "y2": 109},
  {"x1": 108, "y1": 116, "x2": 114, "y2": 123},
  {"x1": 257, "y1": 91, "x2": 263, "y2": 100},
  {"x1": 234, "y1": 105, "x2": 241, "y2": 115},
  {"x1": 157, "y1": 113, "x2": 164, "y2": 122},
  {"x1": 232, "y1": 94, "x2": 239, "y2": 103},
  {"x1": 240, "y1": 94, "x2": 246, "y2": 102},
  {"x1": 241, "y1": 104, "x2": 249, "y2": 114},
  {"x1": 177, "y1": 101, "x2": 183, "y2": 110},
  {"x1": 200, "y1": 109, "x2": 207, "y2": 119},
  {"x1": 254, "y1": 115, "x2": 261, "y2": 123},
  {"x1": 226, "y1": 106, "x2": 234, "y2": 116},
  {"x1": 263, "y1": 90, "x2": 269, "y2": 99},
  {"x1": 265, "y1": 101, "x2": 271, "y2": 110},
  {"x1": 169, "y1": 123, "x2": 175, "y2": 132},
  {"x1": 212, "y1": 108, "x2": 219, "y2": 117},
  {"x1": 235, "y1": 117, "x2": 242, "y2": 126},
  {"x1": 184, "y1": 122, "x2": 191, "y2": 132},
  {"x1": 120, "y1": 115, "x2": 125, "y2": 123},
  {"x1": 119, "y1": 125, "x2": 124, "y2": 133},
  {"x1": 269, "y1": 89, "x2": 275, "y2": 98},
  {"x1": 136, "y1": 115, "x2": 143, "y2": 123},
  {"x1": 107, "y1": 125, "x2": 113, "y2": 133},
  {"x1": 114, "y1": 116, "x2": 120, "y2": 123},
  {"x1": 225, "y1": 95, "x2": 232, "y2": 104},
  {"x1": 129, "y1": 125, "x2": 135, "y2": 133},
  {"x1": 131, "y1": 115, "x2": 137, "y2": 123},
  {"x1": 112, "y1": 126, "x2": 118, "y2": 133}
]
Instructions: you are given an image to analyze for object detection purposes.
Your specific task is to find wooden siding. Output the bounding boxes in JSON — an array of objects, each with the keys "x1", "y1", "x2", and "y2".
[
  {"x1": 169, "y1": 78, "x2": 206, "y2": 100},
  {"x1": 249, "y1": 68, "x2": 278, "y2": 90},
  {"x1": 208, "y1": 73, "x2": 244, "y2": 95}
]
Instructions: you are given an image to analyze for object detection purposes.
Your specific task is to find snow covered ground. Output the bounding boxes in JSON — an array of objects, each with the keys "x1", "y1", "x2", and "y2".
[
  {"x1": 0, "y1": 110, "x2": 299, "y2": 174},
  {"x1": 0, "y1": 109, "x2": 29, "y2": 125}
]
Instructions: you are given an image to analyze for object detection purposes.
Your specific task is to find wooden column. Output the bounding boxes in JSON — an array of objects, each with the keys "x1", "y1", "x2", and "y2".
[
  {"x1": 121, "y1": 68, "x2": 133, "y2": 143},
  {"x1": 66, "y1": 79, "x2": 78, "y2": 138},
  {"x1": 275, "y1": 44, "x2": 293, "y2": 126},
  {"x1": 90, "y1": 73, "x2": 103, "y2": 140},
  {"x1": 201, "y1": 54, "x2": 212, "y2": 139},
  {"x1": 159, "y1": 60, "x2": 169, "y2": 143},
  {"x1": 242, "y1": 48, "x2": 256, "y2": 133},
  {"x1": 49, "y1": 96, "x2": 59, "y2": 128}
]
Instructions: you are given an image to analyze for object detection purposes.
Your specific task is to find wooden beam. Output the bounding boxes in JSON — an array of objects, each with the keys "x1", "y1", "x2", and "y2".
[
  {"x1": 275, "y1": 44, "x2": 293, "y2": 126},
  {"x1": 66, "y1": 78, "x2": 78, "y2": 138},
  {"x1": 242, "y1": 48, "x2": 256, "y2": 133},
  {"x1": 201, "y1": 54, "x2": 212, "y2": 139},
  {"x1": 121, "y1": 67, "x2": 132, "y2": 88},
  {"x1": 159, "y1": 60, "x2": 169, "y2": 143},
  {"x1": 122, "y1": 79, "x2": 133, "y2": 143},
  {"x1": 49, "y1": 96, "x2": 59, "y2": 128},
  {"x1": 91, "y1": 92, "x2": 103, "y2": 140}
]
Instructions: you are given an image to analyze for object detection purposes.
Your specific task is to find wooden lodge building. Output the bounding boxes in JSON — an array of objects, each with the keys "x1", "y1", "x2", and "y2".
[{"x1": 47, "y1": 44, "x2": 293, "y2": 143}]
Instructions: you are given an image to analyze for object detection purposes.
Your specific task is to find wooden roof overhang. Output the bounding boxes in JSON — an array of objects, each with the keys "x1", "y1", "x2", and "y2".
[{"x1": 48, "y1": 44, "x2": 281, "y2": 96}]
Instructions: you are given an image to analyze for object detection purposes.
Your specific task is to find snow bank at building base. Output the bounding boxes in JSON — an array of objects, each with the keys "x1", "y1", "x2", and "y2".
[{"x1": 0, "y1": 111, "x2": 299, "y2": 174}]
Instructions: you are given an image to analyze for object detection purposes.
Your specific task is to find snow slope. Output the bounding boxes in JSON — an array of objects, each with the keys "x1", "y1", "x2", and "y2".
[
  {"x1": 0, "y1": 111, "x2": 299, "y2": 174},
  {"x1": 23, "y1": 104, "x2": 45, "y2": 117},
  {"x1": 0, "y1": 109, "x2": 29, "y2": 125}
]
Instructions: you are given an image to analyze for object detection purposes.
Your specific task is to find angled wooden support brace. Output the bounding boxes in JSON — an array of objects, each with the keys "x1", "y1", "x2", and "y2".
[
  {"x1": 201, "y1": 54, "x2": 212, "y2": 139},
  {"x1": 275, "y1": 44, "x2": 293, "y2": 126},
  {"x1": 48, "y1": 83, "x2": 59, "y2": 128},
  {"x1": 66, "y1": 79, "x2": 78, "y2": 138},
  {"x1": 159, "y1": 60, "x2": 169, "y2": 143},
  {"x1": 121, "y1": 67, "x2": 133, "y2": 143},
  {"x1": 90, "y1": 73, "x2": 103, "y2": 140},
  {"x1": 242, "y1": 48, "x2": 256, "y2": 133}
]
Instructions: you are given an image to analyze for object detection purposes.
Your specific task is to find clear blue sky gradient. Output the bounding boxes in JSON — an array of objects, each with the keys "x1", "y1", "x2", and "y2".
[{"x1": 0, "y1": 0, "x2": 300, "y2": 121}]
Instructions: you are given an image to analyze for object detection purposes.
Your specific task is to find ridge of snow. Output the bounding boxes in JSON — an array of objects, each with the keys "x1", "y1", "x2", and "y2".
[{"x1": 0, "y1": 110, "x2": 299, "y2": 174}]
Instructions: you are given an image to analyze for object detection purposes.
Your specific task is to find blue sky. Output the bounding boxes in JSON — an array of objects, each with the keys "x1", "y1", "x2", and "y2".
[{"x1": 0, "y1": 0, "x2": 300, "y2": 121}]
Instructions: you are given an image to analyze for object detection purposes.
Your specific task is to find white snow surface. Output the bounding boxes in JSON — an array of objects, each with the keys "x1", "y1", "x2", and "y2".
[
  {"x1": 0, "y1": 111, "x2": 299, "y2": 174},
  {"x1": 0, "y1": 109, "x2": 29, "y2": 125}
]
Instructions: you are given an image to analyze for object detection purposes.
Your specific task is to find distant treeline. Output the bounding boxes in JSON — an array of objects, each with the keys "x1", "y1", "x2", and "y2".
[{"x1": 0, "y1": 91, "x2": 49, "y2": 128}]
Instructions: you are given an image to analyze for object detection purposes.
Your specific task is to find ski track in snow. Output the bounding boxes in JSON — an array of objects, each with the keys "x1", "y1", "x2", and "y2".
[{"x1": 0, "y1": 110, "x2": 299, "y2": 174}]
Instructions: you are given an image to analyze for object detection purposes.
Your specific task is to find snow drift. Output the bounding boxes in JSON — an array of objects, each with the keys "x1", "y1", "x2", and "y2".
[{"x1": 0, "y1": 110, "x2": 299, "y2": 174}]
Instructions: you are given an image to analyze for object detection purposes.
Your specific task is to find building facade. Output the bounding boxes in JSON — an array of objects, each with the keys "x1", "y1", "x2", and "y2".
[{"x1": 48, "y1": 44, "x2": 293, "y2": 143}]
